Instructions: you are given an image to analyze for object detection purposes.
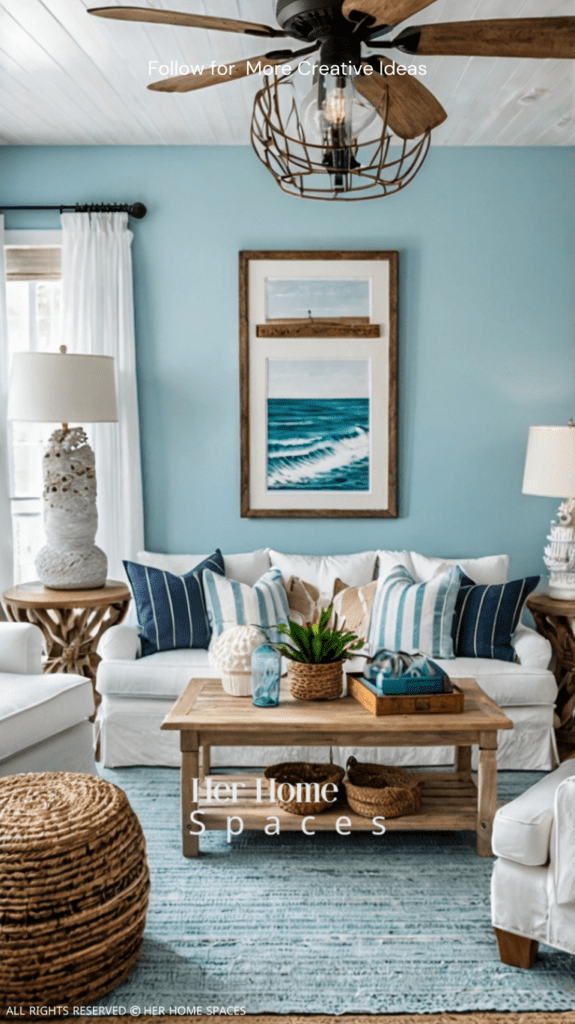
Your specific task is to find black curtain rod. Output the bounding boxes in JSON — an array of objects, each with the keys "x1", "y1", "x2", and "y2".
[{"x1": 0, "y1": 202, "x2": 147, "y2": 219}]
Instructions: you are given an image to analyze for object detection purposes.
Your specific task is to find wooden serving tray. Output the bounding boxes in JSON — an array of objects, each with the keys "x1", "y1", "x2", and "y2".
[{"x1": 348, "y1": 674, "x2": 465, "y2": 716}]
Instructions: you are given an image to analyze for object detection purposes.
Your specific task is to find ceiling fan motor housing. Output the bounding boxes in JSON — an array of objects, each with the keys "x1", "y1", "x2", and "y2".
[{"x1": 276, "y1": 0, "x2": 351, "y2": 42}]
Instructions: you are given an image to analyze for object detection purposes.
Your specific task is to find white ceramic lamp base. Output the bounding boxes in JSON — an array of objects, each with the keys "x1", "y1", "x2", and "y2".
[{"x1": 35, "y1": 426, "x2": 107, "y2": 590}]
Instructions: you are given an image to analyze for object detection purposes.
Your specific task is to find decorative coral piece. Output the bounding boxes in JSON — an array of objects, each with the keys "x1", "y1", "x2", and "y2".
[{"x1": 211, "y1": 624, "x2": 265, "y2": 696}]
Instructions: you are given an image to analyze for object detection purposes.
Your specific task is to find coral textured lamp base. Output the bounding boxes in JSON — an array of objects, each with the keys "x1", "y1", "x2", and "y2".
[{"x1": 37, "y1": 425, "x2": 107, "y2": 590}]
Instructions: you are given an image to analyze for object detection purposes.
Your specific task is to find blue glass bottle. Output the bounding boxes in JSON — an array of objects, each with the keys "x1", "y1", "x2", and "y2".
[{"x1": 251, "y1": 643, "x2": 281, "y2": 707}]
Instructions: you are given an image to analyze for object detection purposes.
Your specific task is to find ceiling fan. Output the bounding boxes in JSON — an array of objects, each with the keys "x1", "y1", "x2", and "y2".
[{"x1": 88, "y1": 2, "x2": 575, "y2": 199}]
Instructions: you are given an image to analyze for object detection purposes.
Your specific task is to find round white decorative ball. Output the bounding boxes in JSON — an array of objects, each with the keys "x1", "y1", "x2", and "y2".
[{"x1": 211, "y1": 625, "x2": 266, "y2": 697}]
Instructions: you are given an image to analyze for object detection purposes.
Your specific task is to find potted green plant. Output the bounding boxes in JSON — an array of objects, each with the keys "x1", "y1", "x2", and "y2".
[{"x1": 268, "y1": 607, "x2": 363, "y2": 700}]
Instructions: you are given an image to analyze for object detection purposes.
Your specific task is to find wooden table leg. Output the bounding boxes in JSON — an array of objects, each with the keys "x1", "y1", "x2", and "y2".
[
  {"x1": 181, "y1": 730, "x2": 200, "y2": 858},
  {"x1": 455, "y1": 744, "x2": 472, "y2": 777},
  {"x1": 477, "y1": 732, "x2": 498, "y2": 856},
  {"x1": 201, "y1": 744, "x2": 211, "y2": 782}
]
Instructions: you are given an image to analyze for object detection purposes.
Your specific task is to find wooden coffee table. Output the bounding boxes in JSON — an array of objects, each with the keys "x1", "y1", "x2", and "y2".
[{"x1": 162, "y1": 676, "x2": 513, "y2": 858}]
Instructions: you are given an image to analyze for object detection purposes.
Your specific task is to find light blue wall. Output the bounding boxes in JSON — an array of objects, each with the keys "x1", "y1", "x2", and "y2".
[{"x1": 2, "y1": 145, "x2": 575, "y2": 579}]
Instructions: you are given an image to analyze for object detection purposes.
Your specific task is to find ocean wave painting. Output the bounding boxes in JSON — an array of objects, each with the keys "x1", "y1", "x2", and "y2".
[
  {"x1": 268, "y1": 398, "x2": 370, "y2": 491},
  {"x1": 267, "y1": 358, "x2": 370, "y2": 492}
]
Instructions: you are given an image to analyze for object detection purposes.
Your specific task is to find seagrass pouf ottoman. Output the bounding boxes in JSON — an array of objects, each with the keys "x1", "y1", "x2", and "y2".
[{"x1": 0, "y1": 772, "x2": 150, "y2": 1010}]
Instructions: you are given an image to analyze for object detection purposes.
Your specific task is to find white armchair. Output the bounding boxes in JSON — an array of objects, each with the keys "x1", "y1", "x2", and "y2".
[
  {"x1": 491, "y1": 759, "x2": 575, "y2": 967},
  {"x1": 0, "y1": 621, "x2": 97, "y2": 776}
]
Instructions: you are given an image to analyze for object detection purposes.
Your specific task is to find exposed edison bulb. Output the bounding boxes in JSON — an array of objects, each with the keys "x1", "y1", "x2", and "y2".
[
  {"x1": 300, "y1": 71, "x2": 377, "y2": 145},
  {"x1": 323, "y1": 87, "x2": 347, "y2": 125}
]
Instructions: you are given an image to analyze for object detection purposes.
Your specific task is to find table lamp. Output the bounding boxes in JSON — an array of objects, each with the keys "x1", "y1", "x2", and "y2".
[
  {"x1": 522, "y1": 422, "x2": 575, "y2": 599},
  {"x1": 7, "y1": 346, "x2": 118, "y2": 590}
]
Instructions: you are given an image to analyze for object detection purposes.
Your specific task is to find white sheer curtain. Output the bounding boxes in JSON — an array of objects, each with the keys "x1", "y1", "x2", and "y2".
[
  {"x1": 61, "y1": 212, "x2": 144, "y2": 580},
  {"x1": 0, "y1": 215, "x2": 13, "y2": 601}
]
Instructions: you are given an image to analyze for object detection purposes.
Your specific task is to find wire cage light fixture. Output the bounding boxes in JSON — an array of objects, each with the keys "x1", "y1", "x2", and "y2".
[{"x1": 251, "y1": 69, "x2": 431, "y2": 202}]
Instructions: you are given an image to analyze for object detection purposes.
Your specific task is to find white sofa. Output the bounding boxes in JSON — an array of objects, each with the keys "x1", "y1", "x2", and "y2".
[
  {"x1": 96, "y1": 548, "x2": 557, "y2": 771},
  {"x1": 0, "y1": 622, "x2": 96, "y2": 776},
  {"x1": 492, "y1": 760, "x2": 575, "y2": 966}
]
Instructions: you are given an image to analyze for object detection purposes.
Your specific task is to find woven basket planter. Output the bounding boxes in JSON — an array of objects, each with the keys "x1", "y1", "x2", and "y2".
[
  {"x1": 264, "y1": 761, "x2": 345, "y2": 815},
  {"x1": 288, "y1": 659, "x2": 343, "y2": 700},
  {"x1": 344, "y1": 756, "x2": 424, "y2": 819},
  {"x1": 0, "y1": 772, "x2": 150, "y2": 1010}
]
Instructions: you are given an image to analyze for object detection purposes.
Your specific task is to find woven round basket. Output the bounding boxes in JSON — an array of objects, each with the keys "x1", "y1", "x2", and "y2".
[
  {"x1": 288, "y1": 659, "x2": 343, "y2": 700},
  {"x1": 264, "y1": 761, "x2": 345, "y2": 815},
  {"x1": 0, "y1": 772, "x2": 150, "y2": 1010},
  {"x1": 343, "y1": 756, "x2": 424, "y2": 819}
]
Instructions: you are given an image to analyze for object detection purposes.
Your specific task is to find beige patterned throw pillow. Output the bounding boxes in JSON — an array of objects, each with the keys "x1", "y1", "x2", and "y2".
[
  {"x1": 285, "y1": 575, "x2": 354, "y2": 625},
  {"x1": 331, "y1": 579, "x2": 378, "y2": 642},
  {"x1": 285, "y1": 576, "x2": 320, "y2": 623}
]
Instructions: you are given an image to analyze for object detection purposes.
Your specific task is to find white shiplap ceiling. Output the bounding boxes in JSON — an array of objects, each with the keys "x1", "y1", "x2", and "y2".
[{"x1": 1, "y1": 0, "x2": 574, "y2": 145}]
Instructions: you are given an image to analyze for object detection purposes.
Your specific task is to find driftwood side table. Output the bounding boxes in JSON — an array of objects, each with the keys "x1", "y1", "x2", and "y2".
[
  {"x1": 526, "y1": 590, "x2": 575, "y2": 743},
  {"x1": 2, "y1": 580, "x2": 131, "y2": 687}
]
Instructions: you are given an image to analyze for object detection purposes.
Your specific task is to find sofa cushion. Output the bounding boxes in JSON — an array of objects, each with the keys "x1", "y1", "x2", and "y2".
[
  {"x1": 203, "y1": 566, "x2": 289, "y2": 641},
  {"x1": 97, "y1": 648, "x2": 218, "y2": 699},
  {"x1": 124, "y1": 550, "x2": 225, "y2": 656},
  {"x1": 376, "y1": 550, "x2": 417, "y2": 580},
  {"x1": 269, "y1": 550, "x2": 376, "y2": 602},
  {"x1": 492, "y1": 760, "x2": 575, "y2": 867},
  {"x1": 434, "y1": 656, "x2": 556, "y2": 707},
  {"x1": 453, "y1": 574, "x2": 540, "y2": 662},
  {"x1": 368, "y1": 564, "x2": 463, "y2": 659},
  {"x1": 410, "y1": 552, "x2": 509, "y2": 585},
  {"x1": 0, "y1": 674, "x2": 94, "y2": 760},
  {"x1": 136, "y1": 549, "x2": 271, "y2": 586},
  {"x1": 98, "y1": 648, "x2": 555, "y2": 705}
]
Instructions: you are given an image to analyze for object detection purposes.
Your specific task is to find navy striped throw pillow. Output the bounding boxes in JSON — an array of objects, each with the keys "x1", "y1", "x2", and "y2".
[
  {"x1": 452, "y1": 573, "x2": 540, "y2": 661},
  {"x1": 124, "y1": 550, "x2": 225, "y2": 657}
]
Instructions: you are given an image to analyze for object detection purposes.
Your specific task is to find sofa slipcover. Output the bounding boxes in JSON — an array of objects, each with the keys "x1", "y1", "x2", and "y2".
[
  {"x1": 96, "y1": 548, "x2": 557, "y2": 770},
  {"x1": 0, "y1": 622, "x2": 96, "y2": 776},
  {"x1": 492, "y1": 766, "x2": 575, "y2": 963},
  {"x1": 492, "y1": 758, "x2": 575, "y2": 867}
]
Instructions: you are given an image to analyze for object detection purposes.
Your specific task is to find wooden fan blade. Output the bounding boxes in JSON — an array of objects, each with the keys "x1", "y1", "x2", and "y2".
[
  {"x1": 396, "y1": 18, "x2": 575, "y2": 59},
  {"x1": 342, "y1": 0, "x2": 436, "y2": 30},
  {"x1": 88, "y1": 7, "x2": 284, "y2": 38},
  {"x1": 357, "y1": 61, "x2": 447, "y2": 138},
  {"x1": 148, "y1": 54, "x2": 288, "y2": 93}
]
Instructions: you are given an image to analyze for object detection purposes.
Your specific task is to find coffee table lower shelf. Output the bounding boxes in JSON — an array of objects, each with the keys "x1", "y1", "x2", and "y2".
[
  {"x1": 164, "y1": 676, "x2": 513, "y2": 859},
  {"x1": 193, "y1": 771, "x2": 479, "y2": 836}
]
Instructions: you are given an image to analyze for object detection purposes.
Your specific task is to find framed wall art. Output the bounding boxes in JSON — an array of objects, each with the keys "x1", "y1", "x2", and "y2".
[{"x1": 239, "y1": 250, "x2": 398, "y2": 519}]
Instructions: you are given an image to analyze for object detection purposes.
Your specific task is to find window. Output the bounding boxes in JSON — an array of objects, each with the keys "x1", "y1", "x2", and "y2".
[{"x1": 5, "y1": 232, "x2": 62, "y2": 583}]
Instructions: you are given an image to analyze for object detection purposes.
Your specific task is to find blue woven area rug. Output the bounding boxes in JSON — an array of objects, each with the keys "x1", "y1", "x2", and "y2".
[{"x1": 95, "y1": 768, "x2": 575, "y2": 1015}]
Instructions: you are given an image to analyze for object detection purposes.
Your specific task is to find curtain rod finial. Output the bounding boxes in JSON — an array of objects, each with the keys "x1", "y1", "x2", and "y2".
[{"x1": 128, "y1": 203, "x2": 147, "y2": 219}]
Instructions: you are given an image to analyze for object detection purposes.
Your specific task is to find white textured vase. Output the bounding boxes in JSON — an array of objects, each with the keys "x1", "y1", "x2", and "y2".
[
  {"x1": 35, "y1": 427, "x2": 107, "y2": 590},
  {"x1": 211, "y1": 625, "x2": 266, "y2": 697}
]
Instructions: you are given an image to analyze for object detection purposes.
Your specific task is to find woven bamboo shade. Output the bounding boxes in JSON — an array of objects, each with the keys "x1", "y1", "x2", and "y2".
[{"x1": 5, "y1": 246, "x2": 62, "y2": 281}]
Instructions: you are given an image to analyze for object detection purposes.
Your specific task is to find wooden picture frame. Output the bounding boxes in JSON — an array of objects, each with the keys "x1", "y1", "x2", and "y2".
[{"x1": 239, "y1": 250, "x2": 398, "y2": 519}]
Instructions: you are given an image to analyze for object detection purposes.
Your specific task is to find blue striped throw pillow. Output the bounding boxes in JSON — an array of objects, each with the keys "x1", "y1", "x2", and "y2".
[
  {"x1": 368, "y1": 564, "x2": 463, "y2": 659},
  {"x1": 203, "y1": 566, "x2": 289, "y2": 642},
  {"x1": 452, "y1": 573, "x2": 540, "y2": 661},
  {"x1": 124, "y1": 550, "x2": 225, "y2": 657}
]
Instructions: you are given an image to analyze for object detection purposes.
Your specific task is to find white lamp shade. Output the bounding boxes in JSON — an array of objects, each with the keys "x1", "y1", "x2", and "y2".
[
  {"x1": 522, "y1": 425, "x2": 575, "y2": 498},
  {"x1": 7, "y1": 351, "x2": 118, "y2": 423}
]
